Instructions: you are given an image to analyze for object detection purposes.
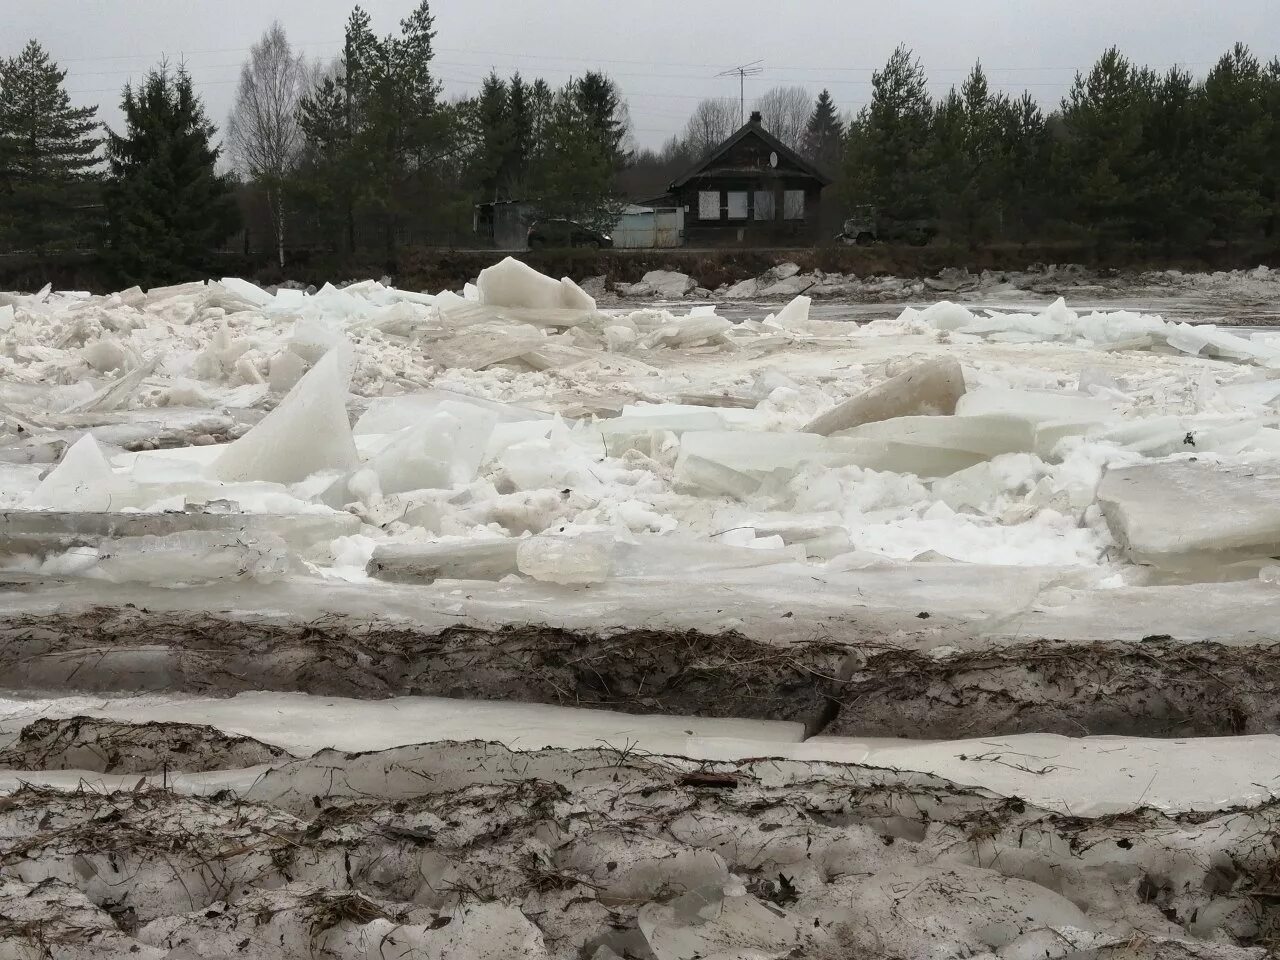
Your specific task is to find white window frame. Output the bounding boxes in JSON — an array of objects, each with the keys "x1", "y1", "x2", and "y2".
[
  {"x1": 726, "y1": 191, "x2": 749, "y2": 220},
  {"x1": 698, "y1": 191, "x2": 720, "y2": 220}
]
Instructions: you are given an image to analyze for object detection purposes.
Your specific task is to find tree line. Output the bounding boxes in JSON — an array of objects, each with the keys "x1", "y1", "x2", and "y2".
[
  {"x1": 843, "y1": 44, "x2": 1280, "y2": 249},
  {"x1": 1, "y1": 17, "x2": 1278, "y2": 288}
]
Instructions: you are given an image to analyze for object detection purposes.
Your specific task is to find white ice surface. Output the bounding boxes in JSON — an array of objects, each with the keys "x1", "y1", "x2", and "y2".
[
  {"x1": 0, "y1": 691, "x2": 803, "y2": 758},
  {"x1": 2, "y1": 692, "x2": 1275, "y2": 816}
]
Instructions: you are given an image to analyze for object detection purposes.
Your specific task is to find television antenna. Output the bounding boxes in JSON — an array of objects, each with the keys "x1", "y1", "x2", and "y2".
[{"x1": 716, "y1": 60, "x2": 764, "y2": 125}]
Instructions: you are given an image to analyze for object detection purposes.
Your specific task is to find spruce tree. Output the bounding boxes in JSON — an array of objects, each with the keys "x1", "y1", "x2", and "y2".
[
  {"x1": 102, "y1": 64, "x2": 237, "y2": 285},
  {"x1": 573, "y1": 71, "x2": 629, "y2": 167},
  {"x1": 473, "y1": 71, "x2": 510, "y2": 200},
  {"x1": 801, "y1": 89, "x2": 844, "y2": 172},
  {"x1": 504, "y1": 72, "x2": 532, "y2": 194},
  {"x1": 0, "y1": 40, "x2": 101, "y2": 253},
  {"x1": 532, "y1": 84, "x2": 621, "y2": 233}
]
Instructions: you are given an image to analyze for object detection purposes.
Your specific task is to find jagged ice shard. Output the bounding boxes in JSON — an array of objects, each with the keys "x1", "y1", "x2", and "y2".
[{"x1": 212, "y1": 344, "x2": 359, "y2": 484}]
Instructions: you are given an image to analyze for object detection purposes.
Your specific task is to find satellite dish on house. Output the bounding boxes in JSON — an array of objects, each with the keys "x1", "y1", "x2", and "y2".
[{"x1": 769, "y1": 151, "x2": 778, "y2": 168}]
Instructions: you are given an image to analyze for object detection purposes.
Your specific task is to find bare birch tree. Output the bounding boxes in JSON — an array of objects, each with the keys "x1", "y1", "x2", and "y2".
[
  {"x1": 227, "y1": 22, "x2": 306, "y2": 269},
  {"x1": 753, "y1": 85, "x2": 811, "y2": 152},
  {"x1": 679, "y1": 98, "x2": 738, "y2": 160}
]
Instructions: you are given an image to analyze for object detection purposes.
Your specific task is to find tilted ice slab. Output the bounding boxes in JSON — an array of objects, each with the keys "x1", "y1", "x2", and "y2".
[{"x1": 212, "y1": 345, "x2": 359, "y2": 484}]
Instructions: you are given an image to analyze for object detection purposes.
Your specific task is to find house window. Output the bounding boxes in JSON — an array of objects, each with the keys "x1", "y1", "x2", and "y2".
[
  {"x1": 753, "y1": 191, "x2": 774, "y2": 220},
  {"x1": 784, "y1": 190, "x2": 806, "y2": 220},
  {"x1": 726, "y1": 191, "x2": 748, "y2": 219},
  {"x1": 698, "y1": 191, "x2": 720, "y2": 220}
]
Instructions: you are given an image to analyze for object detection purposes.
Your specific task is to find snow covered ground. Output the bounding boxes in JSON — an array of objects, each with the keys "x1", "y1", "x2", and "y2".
[{"x1": 3, "y1": 257, "x2": 1280, "y2": 957}]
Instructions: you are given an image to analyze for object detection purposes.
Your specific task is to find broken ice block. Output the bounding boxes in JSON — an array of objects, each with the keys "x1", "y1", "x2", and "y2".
[
  {"x1": 916, "y1": 300, "x2": 979, "y2": 331},
  {"x1": 82, "y1": 335, "x2": 133, "y2": 373},
  {"x1": 630, "y1": 269, "x2": 696, "y2": 299},
  {"x1": 268, "y1": 350, "x2": 306, "y2": 393},
  {"x1": 842, "y1": 414, "x2": 1036, "y2": 459},
  {"x1": 24, "y1": 435, "x2": 136, "y2": 511},
  {"x1": 91, "y1": 530, "x2": 294, "y2": 584},
  {"x1": 218, "y1": 276, "x2": 274, "y2": 307},
  {"x1": 599, "y1": 412, "x2": 725, "y2": 457},
  {"x1": 955, "y1": 386, "x2": 1113, "y2": 426},
  {"x1": 476, "y1": 256, "x2": 597, "y2": 310},
  {"x1": 426, "y1": 323, "x2": 546, "y2": 369},
  {"x1": 355, "y1": 390, "x2": 550, "y2": 436},
  {"x1": 1091, "y1": 416, "x2": 1264, "y2": 457},
  {"x1": 516, "y1": 531, "x2": 614, "y2": 584},
  {"x1": 931, "y1": 454, "x2": 1043, "y2": 511},
  {"x1": 1165, "y1": 322, "x2": 1280, "y2": 365},
  {"x1": 640, "y1": 314, "x2": 732, "y2": 349},
  {"x1": 764, "y1": 295, "x2": 811, "y2": 330},
  {"x1": 66, "y1": 356, "x2": 161, "y2": 413},
  {"x1": 1098, "y1": 459, "x2": 1280, "y2": 568},
  {"x1": 288, "y1": 318, "x2": 344, "y2": 363},
  {"x1": 612, "y1": 536, "x2": 807, "y2": 575},
  {"x1": 367, "y1": 539, "x2": 521, "y2": 583},
  {"x1": 825, "y1": 438, "x2": 986, "y2": 477},
  {"x1": 804, "y1": 358, "x2": 966, "y2": 436},
  {"x1": 364, "y1": 408, "x2": 497, "y2": 494},
  {"x1": 0, "y1": 509, "x2": 359, "y2": 555},
  {"x1": 212, "y1": 345, "x2": 359, "y2": 484},
  {"x1": 674, "y1": 431, "x2": 844, "y2": 496}
]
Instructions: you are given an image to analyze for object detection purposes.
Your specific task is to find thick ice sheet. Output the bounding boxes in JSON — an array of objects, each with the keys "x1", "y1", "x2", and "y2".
[
  {"x1": 0, "y1": 691, "x2": 803, "y2": 758},
  {"x1": 3, "y1": 691, "x2": 1275, "y2": 816}
]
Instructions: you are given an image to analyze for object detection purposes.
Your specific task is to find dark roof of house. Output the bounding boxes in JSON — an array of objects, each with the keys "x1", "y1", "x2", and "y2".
[{"x1": 669, "y1": 114, "x2": 833, "y2": 190}]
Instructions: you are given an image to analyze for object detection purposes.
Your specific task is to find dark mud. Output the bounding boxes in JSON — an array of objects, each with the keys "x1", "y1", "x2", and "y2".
[
  {"x1": 5, "y1": 606, "x2": 1280, "y2": 740},
  {"x1": 0, "y1": 716, "x2": 287, "y2": 773}
]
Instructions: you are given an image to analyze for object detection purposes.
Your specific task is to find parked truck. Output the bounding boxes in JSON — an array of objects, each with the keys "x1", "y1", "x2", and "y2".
[{"x1": 837, "y1": 205, "x2": 937, "y2": 247}]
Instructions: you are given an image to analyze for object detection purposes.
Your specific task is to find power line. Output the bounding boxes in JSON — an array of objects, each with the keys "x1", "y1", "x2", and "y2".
[{"x1": 42, "y1": 36, "x2": 1214, "y2": 75}]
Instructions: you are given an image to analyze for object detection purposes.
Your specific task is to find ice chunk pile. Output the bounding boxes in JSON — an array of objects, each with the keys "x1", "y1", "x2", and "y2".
[
  {"x1": 885, "y1": 297, "x2": 1280, "y2": 364},
  {"x1": 5, "y1": 258, "x2": 1280, "y2": 591}
]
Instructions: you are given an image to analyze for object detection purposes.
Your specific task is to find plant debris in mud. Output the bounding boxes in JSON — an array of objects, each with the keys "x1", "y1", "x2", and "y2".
[{"x1": 0, "y1": 731, "x2": 1277, "y2": 959}]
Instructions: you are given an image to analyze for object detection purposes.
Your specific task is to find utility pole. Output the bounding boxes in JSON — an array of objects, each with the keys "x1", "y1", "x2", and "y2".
[{"x1": 716, "y1": 60, "x2": 764, "y2": 125}]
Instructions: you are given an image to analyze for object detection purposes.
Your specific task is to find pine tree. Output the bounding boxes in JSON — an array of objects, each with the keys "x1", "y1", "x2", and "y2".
[
  {"x1": 0, "y1": 40, "x2": 101, "y2": 253},
  {"x1": 1265, "y1": 58, "x2": 1280, "y2": 239},
  {"x1": 1133, "y1": 65, "x2": 1207, "y2": 250},
  {"x1": 930, "y1": 63, "x2": 1008, "y2": 245},
  {"x1": 102, "y1": 63, "x2": 237, "y2": 285},
  {"x1": 1056, "y1": 48, "x2": 1150, "y2": 245},
  {"x1": 297, "y1": 7, "x2": 377, "y2": 255},
  {"x1": 532, "y1": 84, "x2": 622, "y2": 233},
  {"x1": 1196, "y1": 44, "x2": 1271, "y2": 247},
  {"x1": 298, "y1": 2, "x2": 465, "y2": 258},
  {"x1": 842, "y1": 45, "x2": 935, "y2": 223},
  {"x1": 996, "y1": 92, "x2": 1050, "y2": 244},
  {"x1": 801, "y1": 89, "x2": 844, "y2": 172}
]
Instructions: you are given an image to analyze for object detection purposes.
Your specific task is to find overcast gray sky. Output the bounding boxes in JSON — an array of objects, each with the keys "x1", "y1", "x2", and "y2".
[{"x1": 6, "y1": 0, "x2": 1277, "y2": 150}]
